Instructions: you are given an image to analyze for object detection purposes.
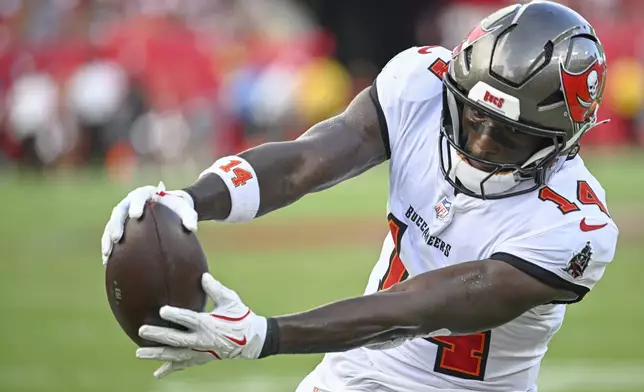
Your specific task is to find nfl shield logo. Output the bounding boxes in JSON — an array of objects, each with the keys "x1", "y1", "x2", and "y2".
[{"x1": 434, "y1": 197, "x2": 453, "y2": 220}]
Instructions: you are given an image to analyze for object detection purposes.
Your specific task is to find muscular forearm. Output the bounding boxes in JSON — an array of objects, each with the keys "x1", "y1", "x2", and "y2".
[
  {"x1": 274, "y1": 290, "x2": 424, "y2": 354},
  {"x1": 184, "y1": 139, "x2": 309, "y2": 221},
  {"x1": 185, "y1": 89, "x2": 386, "y2": 221},
  {"x1": 273, "y1": 260, "x2": 564, "y2": 354}
]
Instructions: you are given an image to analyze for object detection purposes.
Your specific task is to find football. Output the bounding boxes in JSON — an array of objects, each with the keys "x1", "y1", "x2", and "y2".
[{"x1": 105, "y1": 201, "x2": 209, "y2": 347}]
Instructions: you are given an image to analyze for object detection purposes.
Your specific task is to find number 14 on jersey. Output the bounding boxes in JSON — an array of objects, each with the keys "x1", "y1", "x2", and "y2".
[{"x1": 379, "y1": 214, "x2": 490, "y2": 381}]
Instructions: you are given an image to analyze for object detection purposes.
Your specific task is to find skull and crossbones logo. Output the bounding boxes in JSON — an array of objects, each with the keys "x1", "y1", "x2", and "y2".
[
  {"x1": 576, "y1": 69, "x2": 600, "y2": 111},
  {"x1": 587, "y1": 70, "x2": 599, "y2": 100},
  {"x1": 560, "y1": 57, "x2": 606, "y2": 123}
]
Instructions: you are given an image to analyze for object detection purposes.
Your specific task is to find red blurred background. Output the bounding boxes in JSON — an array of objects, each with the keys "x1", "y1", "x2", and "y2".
[{"x1": 0, "y1": 0, "x2": 642, "y2": 176}]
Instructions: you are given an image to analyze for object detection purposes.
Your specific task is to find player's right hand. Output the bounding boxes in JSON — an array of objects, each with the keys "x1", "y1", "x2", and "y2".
[
  {"x1": 101, "y1": 182, "x2": 197, "y2": 266},
  {"x1": 135, "y1": 273, "x2": 268, "y2": 378}
]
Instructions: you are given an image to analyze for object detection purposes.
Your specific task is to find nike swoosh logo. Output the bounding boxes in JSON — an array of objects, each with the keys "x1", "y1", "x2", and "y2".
[
  {"x1": 224, "y1": 335, "x2": 247, "y2": 346},
  {"x1": 580, "y1": 218, "x2": 607, "y2": 232}
]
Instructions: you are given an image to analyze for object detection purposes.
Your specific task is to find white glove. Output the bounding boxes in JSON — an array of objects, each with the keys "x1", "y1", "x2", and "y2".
[
  {"x1": 136, "y1": 273, "x2": 268, "y2": 378},
  {"x1": 101, "y1": 181, "x2": 197, "y2": 265}
]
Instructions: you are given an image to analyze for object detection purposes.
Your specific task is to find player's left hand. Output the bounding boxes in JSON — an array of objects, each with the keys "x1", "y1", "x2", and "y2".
[
  {"x1": 136, "y1": 273, "x2": 268, "y2": 378},
  {"x1": 101, "y1": 181, "x2": 197, "y2": 266}
]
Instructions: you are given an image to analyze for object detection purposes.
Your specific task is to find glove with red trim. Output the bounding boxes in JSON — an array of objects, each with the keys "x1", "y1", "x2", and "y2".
[
  {"x1": 101, "y1": 181, "x2": 197, "y2": 266},
  {"x1": 136, "y1": 273, "x2": 271, "y2": 378}
]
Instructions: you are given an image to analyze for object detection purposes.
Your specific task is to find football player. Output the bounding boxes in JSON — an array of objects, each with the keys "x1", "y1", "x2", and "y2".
[{"x1": 101, "y1": 2, "x2": 619, "y2": 391}]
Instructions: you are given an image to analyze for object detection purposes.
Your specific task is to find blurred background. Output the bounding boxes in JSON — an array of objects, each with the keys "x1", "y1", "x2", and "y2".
[{"x1": 0, "y1": 0, "x2": 642, "y2": 391}]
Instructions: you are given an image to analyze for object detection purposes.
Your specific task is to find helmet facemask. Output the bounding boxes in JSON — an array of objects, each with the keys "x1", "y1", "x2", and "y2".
[
  {"x1": 439, "y1": 74, "x2": 569, "y2": 199},
  {"x1": 438, "y1": 1, "x2": 610, "y2": 200}
]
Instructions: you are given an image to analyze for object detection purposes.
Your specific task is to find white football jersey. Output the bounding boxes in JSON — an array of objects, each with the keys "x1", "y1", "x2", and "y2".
[{"x1": 349, "y1": 46, "x2": 617, "y2": 391}]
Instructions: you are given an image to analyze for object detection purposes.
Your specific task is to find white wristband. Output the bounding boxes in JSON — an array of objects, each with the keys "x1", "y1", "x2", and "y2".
[{"x1": 199, "y1": 156, "x2": 260, "y2": 222}]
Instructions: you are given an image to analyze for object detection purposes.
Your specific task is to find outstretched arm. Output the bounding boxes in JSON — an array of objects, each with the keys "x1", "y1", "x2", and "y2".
[
  {"x1": 185, "y1": 87, "x2": 387, "y2": 221},
  {"x1": 101, "y1": 87, "x2": 387, "y2": 264},
  {"x1": 136, "y1": 257, "x2": 577, "y2": 376},
  {"x1": 271, "y1": 258, "x2": 575, "y2": 354},
  {"x1": 139, "y1": 206, "x2": 617, "y2": 376}
]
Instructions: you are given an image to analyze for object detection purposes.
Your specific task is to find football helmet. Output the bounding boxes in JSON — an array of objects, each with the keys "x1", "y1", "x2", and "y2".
[{"x1": 440, "y1": 1, "x2": 608, "y2": 199}]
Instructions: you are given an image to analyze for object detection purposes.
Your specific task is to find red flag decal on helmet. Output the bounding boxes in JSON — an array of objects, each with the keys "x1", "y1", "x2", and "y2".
[{"x1": 560, "y1": 59, "x2": 607, "y2": 123}]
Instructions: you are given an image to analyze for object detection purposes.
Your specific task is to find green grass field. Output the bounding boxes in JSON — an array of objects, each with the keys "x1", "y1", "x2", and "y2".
[{"x1": 1, "y1": 150, "x2": 643, "y2": 392}]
